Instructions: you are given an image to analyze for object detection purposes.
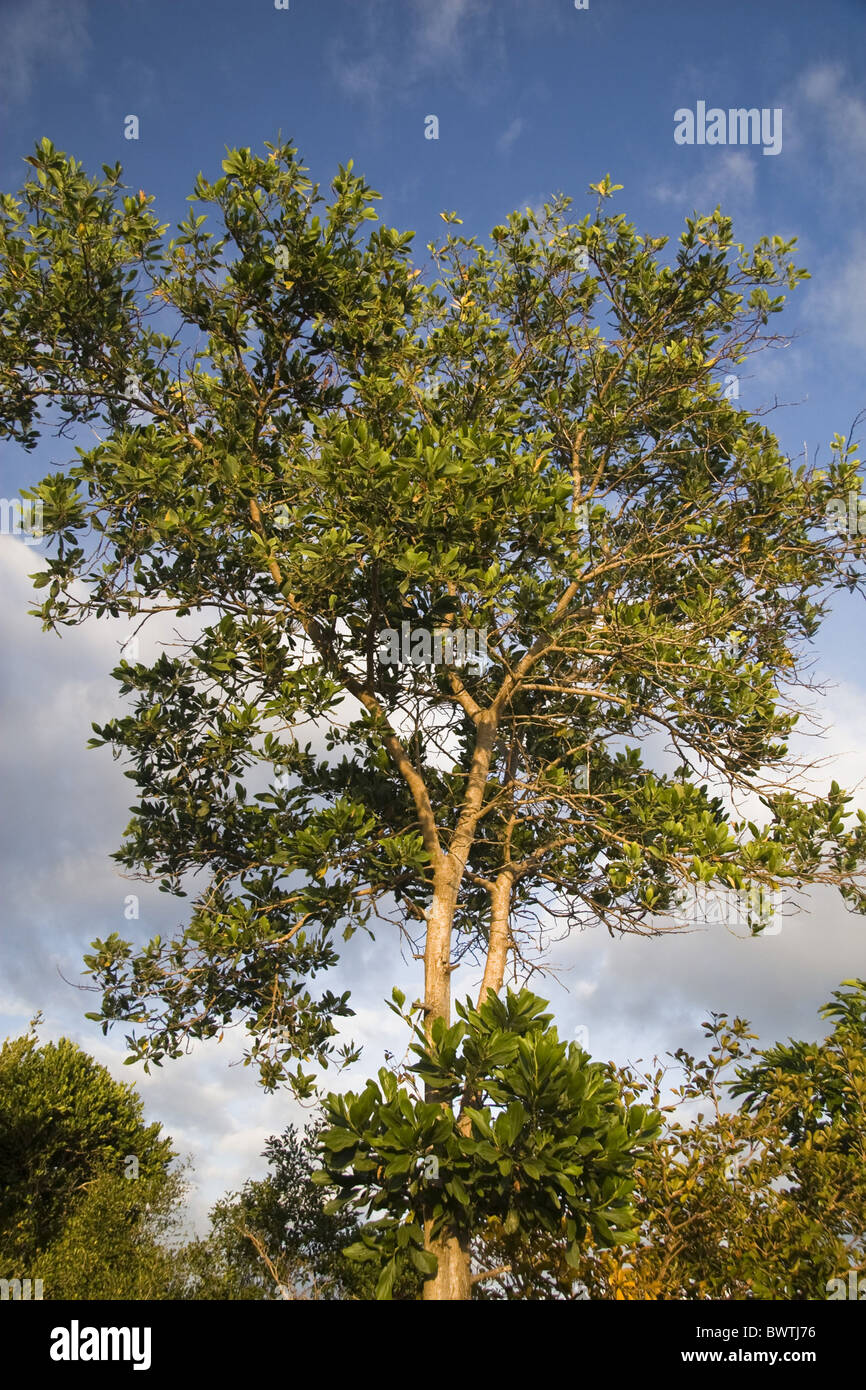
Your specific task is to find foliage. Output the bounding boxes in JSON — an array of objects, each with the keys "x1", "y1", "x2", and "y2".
[
  {"x1": 32, "y1": 1169, "x2": 188, "y2": 1300},
  {"x1": 0, "y1": 1026, "x2": 174, "y2": 1268},
  {"x1": 186, "y1": 1123, "x2": 420, "y2": 1299},
  {"x1": 3, "y1": 134, "x2": 866, "y2": 1294},
  {"x1": 1, "y1": 139, "x2": 864, "y2": 1101},
  {"x1": 316, "y1": 987, "x2": 659, "y2": 1298},
  {"x1": 477, "y1": 979, "x2": 866, "y2": 1299}
]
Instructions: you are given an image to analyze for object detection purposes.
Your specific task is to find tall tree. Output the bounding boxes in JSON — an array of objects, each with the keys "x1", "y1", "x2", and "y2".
[{"x1": 2, "y1": 138, "x2": 866, "y2": 1297}]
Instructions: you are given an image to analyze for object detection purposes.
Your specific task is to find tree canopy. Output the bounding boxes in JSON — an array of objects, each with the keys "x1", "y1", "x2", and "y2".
[{"x1": 0, "y1": 1025, "x2": 179, "y2": 1294}]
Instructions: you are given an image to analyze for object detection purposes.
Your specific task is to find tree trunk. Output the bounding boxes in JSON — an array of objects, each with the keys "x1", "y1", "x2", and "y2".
[
  {"x1": 423, "y1": 1230, "x2": 472, "y2": 1300},
  {"x1": 477, "y1": 872, "x2": 513, "y2": 1005},
  {"x1": 421, "y1": 869, "x2": 515, "y2": 1298},
  {"x1": 421, "y1": 715, "x2": 502, "y2": 1300},
  {"x1": 422, "y1": 878, "x2": 473, "y2": 1299}
]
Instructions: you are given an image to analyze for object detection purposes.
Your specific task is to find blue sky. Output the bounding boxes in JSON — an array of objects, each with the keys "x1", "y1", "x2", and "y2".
[{"x1": 1, "y1": 0, "x2": 865, "y2": 1230}]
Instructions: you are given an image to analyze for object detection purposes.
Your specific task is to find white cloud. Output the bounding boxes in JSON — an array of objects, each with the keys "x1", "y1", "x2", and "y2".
[
  {"x1": 572, "y1": 979, "x2": 598, "y2": 1001},
  {"x1": 328, "y1": 0, "x2": 502, "y2": 109},
  {"x1": 414, "y1": 0, "x2": 489, "y2": 58},
  {"x1": 804, "y1": 233, "x2": 866, "y2": 353},
  {"x1": 652, "y1": 150, "x2": 756, "y2": 212},
  {"x1": 0, "y1": 993, "x2": 35, "y2": 1023},
  {"x1": 332, "y1": 51, "x2": 389, "y2": 105},
  {"x1": 497, "y1": 116, "x2": 524, "y2": 153},
  {"x1": 791, "y1": 61, "x2": 866, "y2": 164}
]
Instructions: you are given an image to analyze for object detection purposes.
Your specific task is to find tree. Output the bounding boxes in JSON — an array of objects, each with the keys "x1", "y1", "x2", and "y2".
[
  {"x1": 317, "y1": 985, "x2": 657, "y2": 1297},
  {"x1": 480, "y1": 979, "x2": 866, "y2": 1300},
  {"x1": 33, "y1": 1168, "x2": 188, "y2": 1301},
  {"x1": 0, "y1": 1025, "x2": 174, "y2": 1269},
  {"x1": 3, "y1": 138, "x2": 866, "y2": 1297},
  {"x1": 0, "y1": 1025, "x2": 183, "y2": 1297},
  {"x1": 186, "y1": 1122, "x2": 422, "y2": 1299}
]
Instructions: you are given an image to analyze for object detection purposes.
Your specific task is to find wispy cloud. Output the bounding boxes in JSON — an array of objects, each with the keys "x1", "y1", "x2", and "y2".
[
  {"x1": 328, "y1": 0, "x2": 504, "y2": 110},
  {"x1": 787, "y1": 61, "x2": 866, "y2": 167},
  {"x1": 497, "y1": 116, "x2": 524, "y2": 153},
  {"x1": 805, "y1": 232, "x2": 866, "y2": 354},
  {"x1": 0, "y1": 0, "x2": 91, "y2": 108},
  {"x1": 652, "y1": 150, "x2": 756, "y2": 213},
  {"x1": 780, "y1": 64, "x2": 866, "y2": 353},
  {"x1": 414, "y1": 0, "x2": 488, "y2": 58}
]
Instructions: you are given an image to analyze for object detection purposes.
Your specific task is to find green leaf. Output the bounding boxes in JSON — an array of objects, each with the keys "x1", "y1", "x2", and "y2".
[
  {"x1": 342, "y1": 1242, "x2": 378, "y2": 1265},
  {"x1": 409, "y1": 1247, "x2": 439, "y2": 1276},
  {"x1": 375, "y1": 1258, "x2": 398, "y2": 1300}
]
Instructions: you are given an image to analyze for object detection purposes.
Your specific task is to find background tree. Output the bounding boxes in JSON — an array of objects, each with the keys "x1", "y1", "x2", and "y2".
[
  {"x1": 0, "y1": 1024, "x2": 185, "y2": 1298},
  {"x1": 0, "y1": 1024, "x2": 174, "y2": 1268},
  {"x1": 33, "y1": 1168, "x2": 187, "y2": 1301},
  {"x1": 477, "y1": 978, "x2": 866, "y2": 1300},
  {"x1": 186, "y1": 1122, "x2": 421, "y2": 1299},
  {"x1": 3, "y1": 138, "x2": 866, "y2": 1296}
]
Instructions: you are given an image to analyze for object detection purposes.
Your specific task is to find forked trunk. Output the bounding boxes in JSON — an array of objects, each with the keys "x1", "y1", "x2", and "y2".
[
  {"x1": 421, "y1": 717, "x2": 503, "y2": 1300},
  {"x1": 421, "y1": 869, "x2": 513, "y2": 1299}
]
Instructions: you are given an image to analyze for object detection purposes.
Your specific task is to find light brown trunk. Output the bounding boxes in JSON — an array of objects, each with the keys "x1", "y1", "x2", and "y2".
[
  {"x1": 423, "y1": 1230, "x2": 472, "y2": 1300},
  {"x1": 423, "y1": 883, "x2": 457, "y2": 1029},
  {"x1": 477, "y1": 872, "x2": 513, "y2": 1005},
  {"x1": 422, "y1": 870, "x2": 515, "y2": 1299},
  {"x1": 421, "y1": 715, "x2": 501, "y2": 1300},
  {"x1": 422, "y1": 875, "x2": 470, "y2": 1299}
]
